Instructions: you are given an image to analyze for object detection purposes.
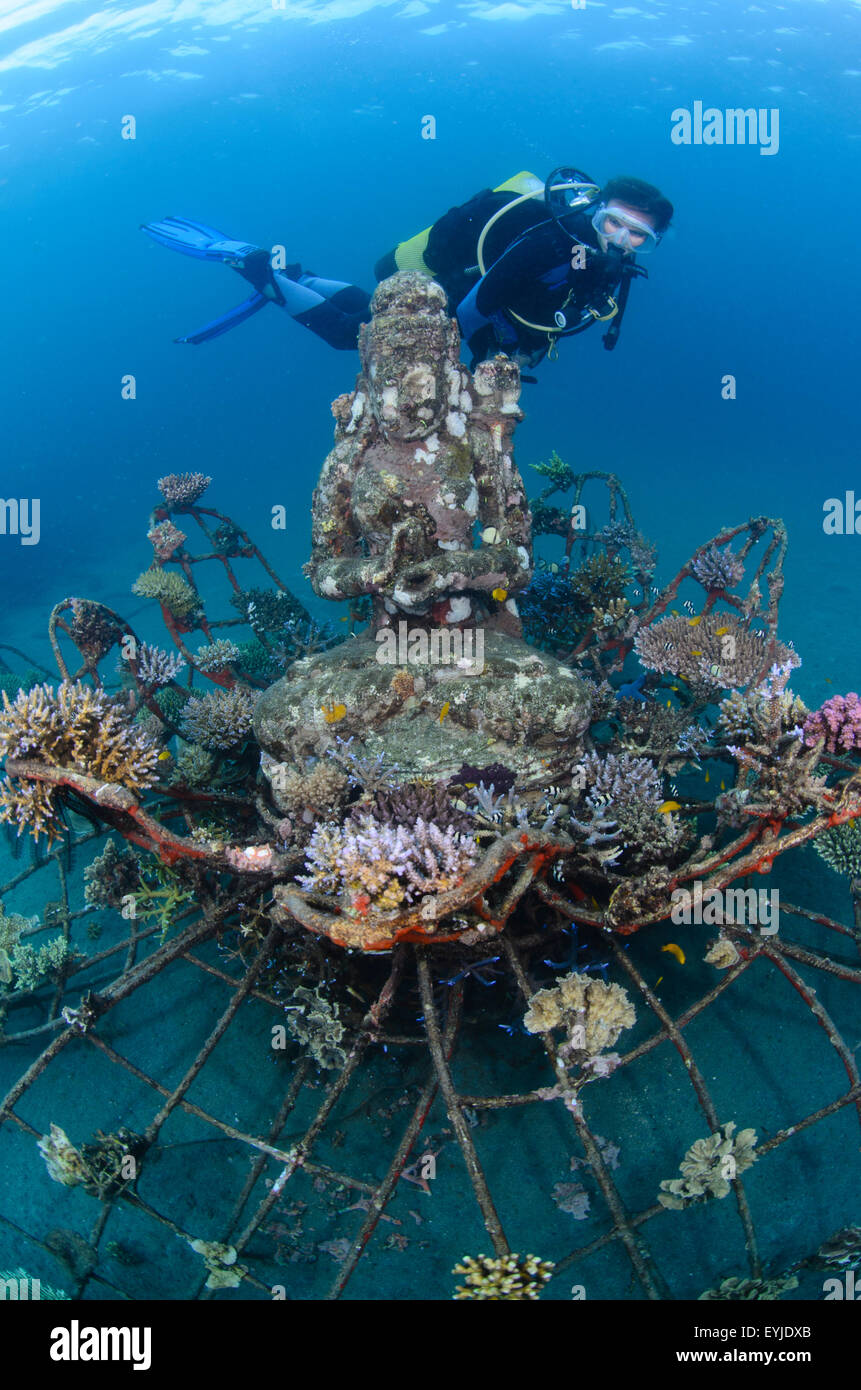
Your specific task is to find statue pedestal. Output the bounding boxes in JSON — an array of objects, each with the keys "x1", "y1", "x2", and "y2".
[{"x1": 254, "y1": 629, "x2": 593, "y2": 788}]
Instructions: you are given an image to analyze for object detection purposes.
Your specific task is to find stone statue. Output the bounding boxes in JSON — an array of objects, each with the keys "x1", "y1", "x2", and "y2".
[
  {"x1": 304, "y1": 273, "x2": 532, "y2": 638},
  {"x1": 254, "y1": 271, "x2": 592, "y2": 787}
]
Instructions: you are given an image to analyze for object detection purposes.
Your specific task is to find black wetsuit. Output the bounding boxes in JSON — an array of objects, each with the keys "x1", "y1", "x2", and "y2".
[{"x1": 276, "y1": 188, "x2": 629, "y2": 366}]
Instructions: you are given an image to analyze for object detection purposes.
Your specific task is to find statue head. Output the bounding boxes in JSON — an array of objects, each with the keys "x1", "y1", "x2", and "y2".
[{"x1": 359, "y1": 272, "x2": 461, "y2": 441}]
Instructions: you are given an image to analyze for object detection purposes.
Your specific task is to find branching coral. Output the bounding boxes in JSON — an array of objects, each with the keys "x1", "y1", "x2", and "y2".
[
  {"x1": 721, "y1": 664, "x2": 825, "y2": 817},
  {"x1": 192, "y1": 639, "x2": 241, "y2": 673},
  {"x1": 297, "y1": 813, "x2": 479, "y2": 917},
  {"x1": 658, "y1": 1121, "x2": 758, "y2": 1209},
  {"x1": 147, "y1": 520, "x2": 186, "y2": 561},
  {"x1": 591, "y1": 596, "x2": 632, "y2": 635},
  {"x1": 180, "y1": 687, "x2": 258, "y2": 751},
  {"x1": 452, "y1": 1253, "x2": 554, "y2": 1300},
  {"x1": 157, "y1": 471, "x2": 212, "y2": 508},
  {"x1": 814, "y1": 823, "x2": 861, "y2": 878},
  {"x1": 628, "y1": 531, "x2": 658, "y2": 584},
  {"x1": 0, "y1": 777, "x2": 63, "y2": 844},
  {"x1": 0, "y1": 682, "x2": 161, "y2": 845},
  {"x1": 132, "y1": 567, "x2": 201, "y2": 621},
  {"x1": 571, "y1": 750, "x2": 690, "y2": 874},
  {"x1": 265, "y1": 757, "x2": 350, "y2": 826},
  {"x1": 127, "y1": 643, "x2": 185, "y2": 689},
  {"x1": 803, "y1": 692, "x2": 861, "y2": 755},
  {"x1": 635, "y1": 614, "x2": 795, "y2": 690},
  {"x1": 690, "y1": 543, "x2": 745, "y2": 592},
  {"x1": 719, "y1": 667, "x2": 808, "y2": 745},
  {"x1": 570, "y1": 553, "x2": 631, "y2": 608},
  {"x1": 357, "y1": 781, "x2": 471, "y2": 834},
  {"x1": 3, "y1": 935, "x2": 74, "y2": 992},
  {"x1": 130, "y1": 859, "x2": 197, "y2": 941},
  {"x1": 581, "y1": 750, "x2": 662, "y2": 804},
  {"x1": 230, "y1": 586, "x2": 309, "y2": 635}
]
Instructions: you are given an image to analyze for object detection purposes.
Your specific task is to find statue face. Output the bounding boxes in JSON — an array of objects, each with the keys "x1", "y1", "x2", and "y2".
[
  {"x1": 361, "y1": 272, "x2": 458, "y2": 440},
  {"x1": 367, "y1": 354, "x2": 449, "y2": 439}
]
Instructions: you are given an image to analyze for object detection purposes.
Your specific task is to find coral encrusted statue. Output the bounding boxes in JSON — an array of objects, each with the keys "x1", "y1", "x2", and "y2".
[{"x1": 304, "y1": 271, "x2": 532, "y2": 638}]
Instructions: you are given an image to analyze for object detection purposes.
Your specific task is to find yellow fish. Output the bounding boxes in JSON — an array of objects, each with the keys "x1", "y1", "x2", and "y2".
[
  {"x1": 321, "y1": 703, "x2": 347, "y2": 724},
  {"x1": 157, "y1": 749, "x2": 172, "y2": 762},
  {"x1": 491, "y1": 587, "x2": 508, "y2": 602},
  {"x1": 654, "y1": 976, "x2": 663, "y2": 988},
  {"x1": 658, "y1": 800, "x2": 681, "y2": 813},
  {"x1": 715, "y1": 626, "x2": 730, "y2": 636},
  {"x1": 666, "y1": 699, "x2": 672, "y2": 708},
  {"x1": 439, "y1": 701, "x2": 450, "y2": 723},
  {"x1": 704, "y1": 769, "x2": 710, "y2": 783},
  {"x1": 850, "y1": 818, "x2": 856, "y2": 829},
  {"x1": 688, "y1": 616, "x2": 702, "y2": 627},
  {"x1": 671, "y1": 609, "x2": 679, "y2": 616},
  {"x1": 691, "y1": 650, "x2": 703, "y2": 657},
  {"x1": 720, "y1": 779, "x2": 726, "y2": 791},
  {"x1": 662, "y1": 942, "x2": 686, "y2": 965}
]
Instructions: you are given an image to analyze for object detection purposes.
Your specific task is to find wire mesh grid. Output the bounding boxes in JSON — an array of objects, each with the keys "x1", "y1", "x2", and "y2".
[
  {"x1": 1, "y1": 835, "x2": 858, "y2": 1300},
  {"x1": 1, "y1": 475, "x2": 859, "y2": 1301}
]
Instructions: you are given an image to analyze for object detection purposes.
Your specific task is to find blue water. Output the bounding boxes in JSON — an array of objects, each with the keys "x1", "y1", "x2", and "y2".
[{"x1": 1, "y1": 0, "x2": 860, "y2": 1303}]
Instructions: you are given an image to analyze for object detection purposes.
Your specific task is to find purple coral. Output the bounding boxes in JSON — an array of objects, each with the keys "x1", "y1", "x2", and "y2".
[
  {"x1": 803, "y1": 692, "x2": 861, "y2": 755},
  {"x1": 690, "y1": 544, "x2": 745, "y2": 592}
]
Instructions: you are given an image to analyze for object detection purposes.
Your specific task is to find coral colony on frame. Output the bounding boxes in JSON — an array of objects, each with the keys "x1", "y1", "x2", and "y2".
[{"x1": 1, "y1": 272, "x2": 860, "y2": 1302}]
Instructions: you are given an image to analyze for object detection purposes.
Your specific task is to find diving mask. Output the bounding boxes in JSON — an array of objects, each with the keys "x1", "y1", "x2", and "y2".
[{"x1": 591, "y1": 202, "x2": 661, "y2": 255}]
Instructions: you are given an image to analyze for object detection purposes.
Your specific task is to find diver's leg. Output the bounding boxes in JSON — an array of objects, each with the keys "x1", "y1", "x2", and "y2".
[{"x1": 271, "y1": 270, "x2": 372, "y2": 350}]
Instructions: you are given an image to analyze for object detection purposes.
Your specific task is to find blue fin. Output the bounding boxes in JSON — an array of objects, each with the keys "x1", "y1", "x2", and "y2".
[
  {"x1": 141, "y1": 216, "x2": 260, "y2": 264},
  {"x1": 176, "y1": 291, "x2": 269, "y2": 345}
]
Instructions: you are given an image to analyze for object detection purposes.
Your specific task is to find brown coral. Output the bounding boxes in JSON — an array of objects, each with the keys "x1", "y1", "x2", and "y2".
[
  {"x1": 634, "y1": 614, "x2": 795, "y2": 690},
  {"x1": 157, "y1": 471, "x2": 212, "y2": 508},
  {"x1": 0, "y1": 682, "x2": 161, "y2": 793},
  {"x1": 524, "y1": 974, "x2": 636, "y2": 1059}
]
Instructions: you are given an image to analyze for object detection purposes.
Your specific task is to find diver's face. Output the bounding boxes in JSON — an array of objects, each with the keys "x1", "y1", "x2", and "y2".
[{"x1": 601, "y1": 202, "x2": 656, "y2": 253}]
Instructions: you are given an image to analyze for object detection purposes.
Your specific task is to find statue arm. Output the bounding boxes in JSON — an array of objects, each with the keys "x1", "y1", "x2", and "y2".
[{"x1": 305, "y1": 441, "x2": 429, "y2": 601}]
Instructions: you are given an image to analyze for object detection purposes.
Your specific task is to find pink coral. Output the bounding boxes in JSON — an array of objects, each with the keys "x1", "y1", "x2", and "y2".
[{"x1": 803, "y1": 692, "x2": 861, "y2": 755}]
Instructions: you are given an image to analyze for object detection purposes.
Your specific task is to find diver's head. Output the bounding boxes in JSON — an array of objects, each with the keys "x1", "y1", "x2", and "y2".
[
  {"x1": 591, "y1": 176, "x2": 674, "y2": 256},
  {"x1": 360, "y1": 271, "x2": 459, "y2": 440}
]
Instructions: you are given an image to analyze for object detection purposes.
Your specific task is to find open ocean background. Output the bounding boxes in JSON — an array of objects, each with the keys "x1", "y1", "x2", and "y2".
[{"x1": 0, "y1": 0, "x2": 859, "y2": 1302}]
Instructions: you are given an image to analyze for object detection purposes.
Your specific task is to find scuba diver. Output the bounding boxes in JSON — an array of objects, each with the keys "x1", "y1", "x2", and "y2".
[{"x1": 141, "y1": 168, "x2": 673, "y2": 375}]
